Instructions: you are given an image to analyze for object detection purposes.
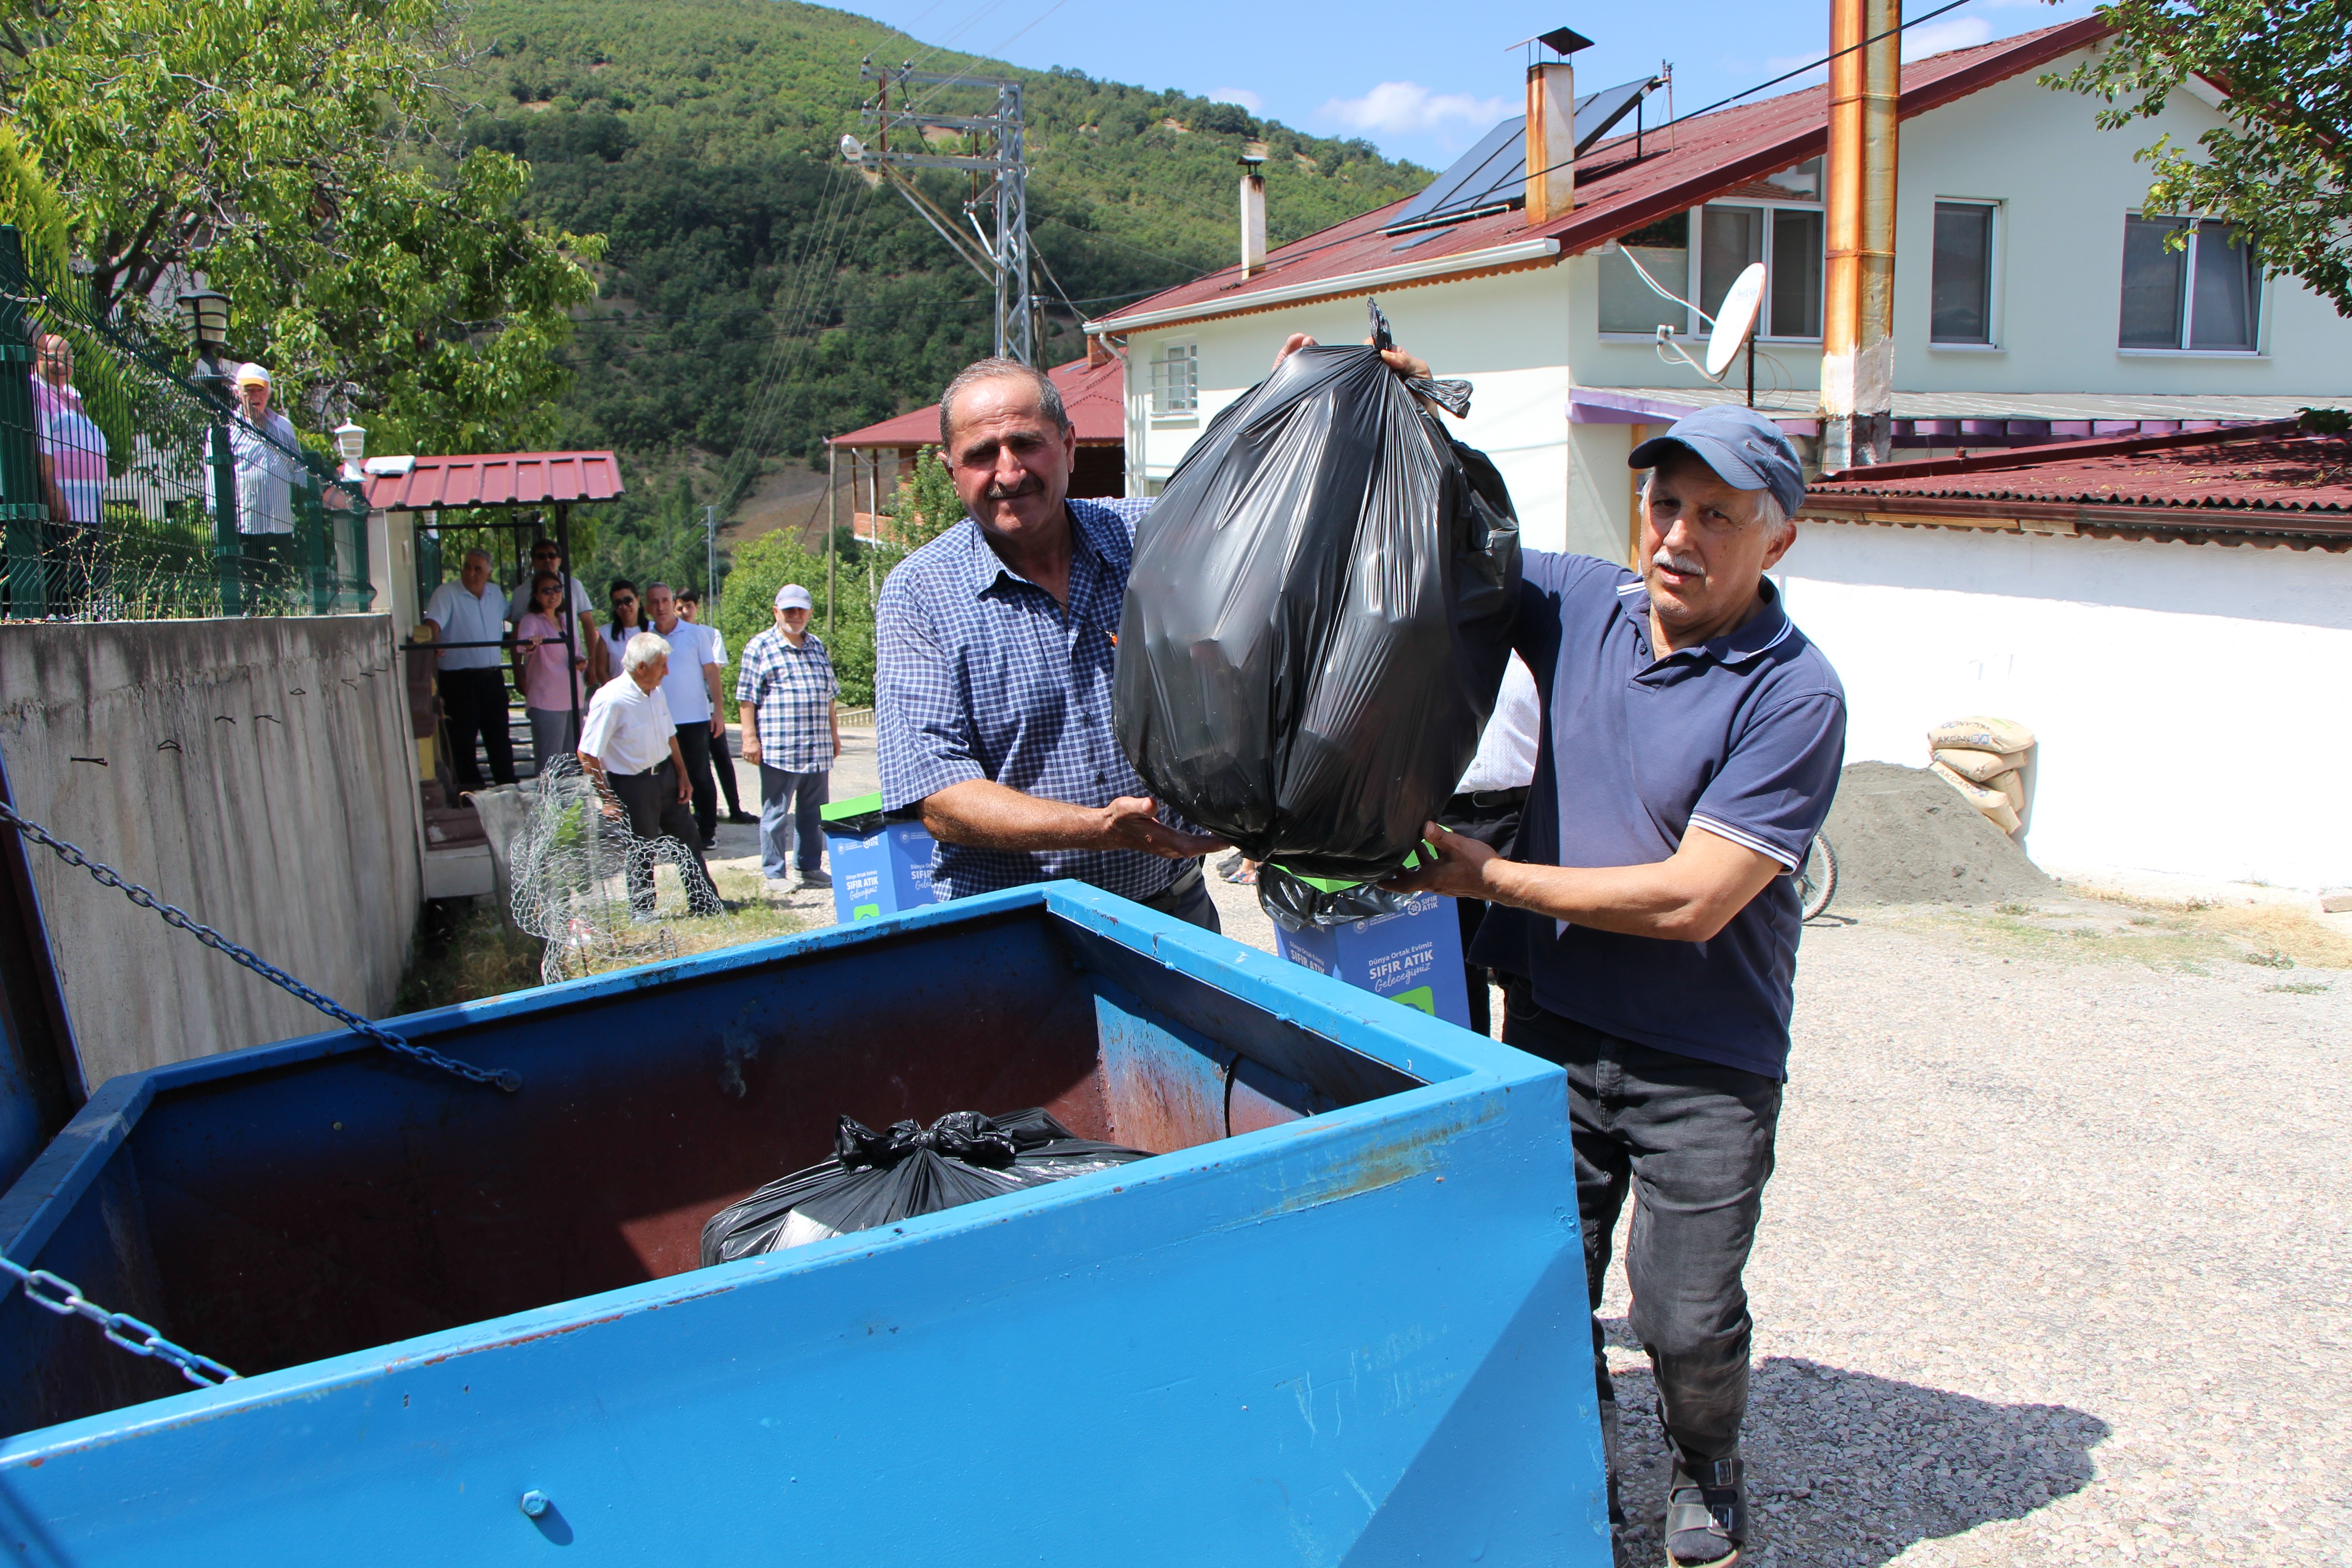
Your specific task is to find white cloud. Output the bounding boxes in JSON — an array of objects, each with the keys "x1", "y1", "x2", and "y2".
[
  {"x1": 1208, "y1": 87, "x2": 1262, "y2": 112},
  {"x1": 1317, "y1": 81, "x2": 1517, "y2": 138},
  {"x1": 1903, "y1": 16, "x2": 1992, "y2": 58}
]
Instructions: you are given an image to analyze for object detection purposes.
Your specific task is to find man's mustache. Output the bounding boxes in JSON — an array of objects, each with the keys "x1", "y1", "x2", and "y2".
[
  {"x1": 985, "y1": 476, "x2": 1039, "y2": 501},
  {"x1": 1651, "y1": 548, "x2": 1705, "y2": 577}
]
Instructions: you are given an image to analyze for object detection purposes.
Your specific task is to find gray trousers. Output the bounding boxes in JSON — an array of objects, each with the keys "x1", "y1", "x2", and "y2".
[
  {"x1": 1500, "y1": 979, "x2": 1781, "y2": 1464},
  {"x1": 758, "y1": 764, "x2": 829, "y2": 878},
  {"x1": 527, "y1": 707, "x2": 578, "y2": 779}
]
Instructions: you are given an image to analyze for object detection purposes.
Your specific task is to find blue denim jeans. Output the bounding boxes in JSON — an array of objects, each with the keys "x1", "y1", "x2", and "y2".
[
  {"x1": 1500, "y1": 978, "x2": 1782, "y2": 1464},
  {"x1": 758, "y1": 764, "x2": 828, "y2": 878}
]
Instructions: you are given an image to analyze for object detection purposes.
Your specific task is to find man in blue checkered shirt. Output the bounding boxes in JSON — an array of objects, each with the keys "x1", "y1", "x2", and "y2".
[
  {"x1": 876, "y1": 356, "x2": 1231, "y2": 927},
  {"x1": 878, "y1": 339, "x2": 1431, "y2": 924},
  {"x1": 737, "y1": 583, "x2": 840, "y2": 892}
]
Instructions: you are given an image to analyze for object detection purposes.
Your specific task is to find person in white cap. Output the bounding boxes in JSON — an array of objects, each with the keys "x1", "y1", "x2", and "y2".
[
  {"x1": 734, "y1": 582, "x2": 839, "y2": 892},
  {"x1": 226, "y1": 363, "x2": 307, "y2": 594}
]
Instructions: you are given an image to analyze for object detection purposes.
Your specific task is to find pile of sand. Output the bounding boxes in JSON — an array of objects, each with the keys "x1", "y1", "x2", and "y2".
[{"x1": 1821, "y1": 761, "x2": 2053, "y2": 907}]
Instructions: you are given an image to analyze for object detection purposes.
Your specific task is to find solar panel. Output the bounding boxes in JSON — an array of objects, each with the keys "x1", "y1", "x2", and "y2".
[{"x1": 1384, "y1": 78, "x2": 1656, "y2": 234}]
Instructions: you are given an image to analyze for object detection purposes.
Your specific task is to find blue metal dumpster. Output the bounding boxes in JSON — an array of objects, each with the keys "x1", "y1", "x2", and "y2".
[{"x1": 0, "y1": 882, "x2": 1604, "y2": 1564}]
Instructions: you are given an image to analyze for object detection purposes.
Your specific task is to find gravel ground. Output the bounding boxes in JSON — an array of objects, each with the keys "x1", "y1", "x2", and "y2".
[
  {"x1": 1601, "y1": 910, "x2": 2352, "y2": 1567},
  {"x1": 750, "y1": 761, "x2": 2351, "y2": 1564}
]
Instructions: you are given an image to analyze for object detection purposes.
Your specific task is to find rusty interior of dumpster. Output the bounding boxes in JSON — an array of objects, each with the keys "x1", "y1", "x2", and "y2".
[{"x1": 55, "y1": 906, "x2": 1427, "y2": 1408}]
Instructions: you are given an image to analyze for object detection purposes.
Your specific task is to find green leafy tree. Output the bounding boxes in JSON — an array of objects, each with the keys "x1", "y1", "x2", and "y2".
[
  {"x1": 2046, "y1": 0, "x2": 2352, "y2": 315},
  {"x1": 3, "y1": 0, "x2": 603, "y2": 452},
  {"x1": 719, "y1": 528, "x2": 875, "y2": 706},
  {"x1": 879, "y1": 446, "x2": 963, "y2": 550}
]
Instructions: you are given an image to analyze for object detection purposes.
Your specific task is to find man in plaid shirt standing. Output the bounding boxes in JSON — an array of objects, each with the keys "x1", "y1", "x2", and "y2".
[{"x1": 737, "y1": 583, "x2": 840, "y2": 892}]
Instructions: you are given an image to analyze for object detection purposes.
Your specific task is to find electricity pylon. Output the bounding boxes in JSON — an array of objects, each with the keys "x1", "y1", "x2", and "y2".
[{"x1": 842, "y1": 62, "x2": 1034, "y2": 365}]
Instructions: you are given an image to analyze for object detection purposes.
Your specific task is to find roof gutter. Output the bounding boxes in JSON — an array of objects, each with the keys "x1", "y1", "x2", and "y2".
[{"x1": 1085, "y1": 237, "x2": 1561, "y2": 336}]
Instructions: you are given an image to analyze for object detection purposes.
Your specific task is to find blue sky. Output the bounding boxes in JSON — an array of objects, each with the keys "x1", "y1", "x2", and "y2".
[{"x1": 838, "y1": 0, "x2": 2098, "y2": 171}]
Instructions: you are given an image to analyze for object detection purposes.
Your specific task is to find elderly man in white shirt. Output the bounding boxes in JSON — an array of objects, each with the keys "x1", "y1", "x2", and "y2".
[
  {"x1": 578, "y1": 631, "x2": 717, "y2": 913},
  {"x1": 423, "y1": 547, "x2": 515, "y2": 792}
]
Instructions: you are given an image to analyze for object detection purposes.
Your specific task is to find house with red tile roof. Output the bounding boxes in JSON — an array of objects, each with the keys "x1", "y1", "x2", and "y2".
[
  {"x1": 1088, "y1": 20, "x2": 2349, "y2": 564},
  {"x1": 1797, "y1": 416, "x2": 2352, "y2": 885},
  {"x1": 1088, "y1": 21, "x2": 2352, "y2": 887}
]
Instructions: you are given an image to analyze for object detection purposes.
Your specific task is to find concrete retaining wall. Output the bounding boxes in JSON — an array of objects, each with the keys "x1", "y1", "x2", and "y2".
[{"x1": 0, "y1": 616, "x2": 421, "y2": 1087}]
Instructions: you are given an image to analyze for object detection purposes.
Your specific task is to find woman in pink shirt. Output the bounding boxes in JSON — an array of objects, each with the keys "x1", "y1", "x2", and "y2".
[{"x1": 512, "y1": 571, "x2": 588, "y2": 777}]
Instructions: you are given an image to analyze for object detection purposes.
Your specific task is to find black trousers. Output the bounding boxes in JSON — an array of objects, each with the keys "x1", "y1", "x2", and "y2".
[
  {"x1": 1501, "y1": 980, "x2": 1781, "y2": 1464},
  {"x1": 440, "y1": 667, "x2": 516, "y2": 790},
  {"x1": 712, "y1": 724, "x2": 745, "y2": 815},
  {"x1": 608, "y1": 763, "x2": 715, "y2": 912},
  {"x1": 1438, "y1": 787, "x2": 1525, "y2": 1036},
  {"x1": 673, "y1": 722, "x2": 717, "y2": 842}
]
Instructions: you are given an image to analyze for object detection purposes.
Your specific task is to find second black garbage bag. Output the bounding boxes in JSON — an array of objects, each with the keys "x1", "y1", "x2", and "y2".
[
  {"x1": 700, "y1": 1109, "x2": 1152, "y2": 1265},
  {"x1": 1114, "y1": 317, "x2": 1520, "y2": 887}
]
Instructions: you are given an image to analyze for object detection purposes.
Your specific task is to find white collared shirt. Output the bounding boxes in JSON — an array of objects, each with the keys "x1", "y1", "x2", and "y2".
[{"x1": 579, "y1": 675, "x2": 677, "y2": 774}]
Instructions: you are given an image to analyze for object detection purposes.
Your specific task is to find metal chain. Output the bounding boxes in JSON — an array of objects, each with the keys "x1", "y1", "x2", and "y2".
[
  {"x1": 0, "y1": 799, "x2": 520, "y2": 1093},
  {"x1": 0, "y1": 1253, "x2": 237, "y2": 1387}
]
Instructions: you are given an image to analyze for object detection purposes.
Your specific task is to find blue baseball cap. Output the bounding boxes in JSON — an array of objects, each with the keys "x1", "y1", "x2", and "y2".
[{"x1": 1630, "y1": 405, "x2": 1807, "y2": 520}]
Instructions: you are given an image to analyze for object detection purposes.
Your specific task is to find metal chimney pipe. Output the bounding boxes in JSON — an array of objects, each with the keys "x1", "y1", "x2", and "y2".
[
  {"x1": 1821, "y1": 0, "x2": 1900, "y2": 469},
  {"x1": 1523, "y1": 61, "x2": 1575, "y2": 225},
  {"x1": 1239, "y1": 141, "x2": 1269, "y2": 277}
]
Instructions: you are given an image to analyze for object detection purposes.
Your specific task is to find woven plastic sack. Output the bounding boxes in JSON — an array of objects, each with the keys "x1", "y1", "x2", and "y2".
[
  {"x1": 1115, "y1": 301, "x2": 1519, "y2": 888},
  {"x1": 1928, "y1": 715, "x2": 2035, "y2": 756},
  {"x1": 1929, "y1": 746, "x2": 2019, "y2": 784},
  {"x1": 699, "y1": 1109, "x2": 1150, "y2": 1265}
]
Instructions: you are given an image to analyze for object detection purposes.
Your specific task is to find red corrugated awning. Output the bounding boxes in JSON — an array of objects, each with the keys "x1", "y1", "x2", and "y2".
[
  {"x1": 364, "y1": 451, "x2": 625, "y2": 511},
  {"x1": 830, "y1": 355, "x2": 1126, "y2": 450}
]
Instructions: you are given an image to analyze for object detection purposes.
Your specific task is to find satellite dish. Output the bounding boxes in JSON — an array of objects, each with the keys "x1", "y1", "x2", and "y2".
[{"x1": 1704, "y1": 264, "x2": 1766, "y2": 379}]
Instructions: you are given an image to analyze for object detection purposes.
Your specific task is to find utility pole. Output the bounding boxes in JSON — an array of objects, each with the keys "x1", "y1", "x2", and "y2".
[
  {"x1": 1821, "y1": 0, "x2": 1900, "y2": 470},
  {"x1": 703, "y1": 504, "x2": 717, "y2": 611},
  {"x1": 842, "y1": 62, "x2": 1034, "y2": 363}
]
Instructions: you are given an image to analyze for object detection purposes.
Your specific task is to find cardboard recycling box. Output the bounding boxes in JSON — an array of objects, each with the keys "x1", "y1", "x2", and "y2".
[
  {"x1": 1271, "y1": 887, "x2": 1471, "y2": 1029},
  {"x1": 818, "y1": 792, "x2": 940, "y2": 923}
]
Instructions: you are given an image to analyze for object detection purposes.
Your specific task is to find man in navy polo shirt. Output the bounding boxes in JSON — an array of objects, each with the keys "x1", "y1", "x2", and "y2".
[{"x1": 1392, "y1": 404, "x2": 1844, "y2": 1568}]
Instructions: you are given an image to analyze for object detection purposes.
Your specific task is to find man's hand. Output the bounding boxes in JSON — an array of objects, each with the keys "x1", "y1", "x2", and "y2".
[
  {"x1": 676, "y1": 770, "x2": 691, "y2": 805},
  {"x1": 710, "y1": 712, "x2": 726, "y2": 740},
  {"x1": 741, "y1": 734, "x2": 762, "y2": 768},
  {"x1": 1097, "y1": 795, "x2": 1230, "y2": 860},
  {"x1": 922, "y1": 778, "x2": 1229, "y2": 858},
  {"x1": 1383, "y1": 823, "x2": 1495, "y2": 900},
  {"x1": 1273, "y1": 333, "x2": 1317, "y2": 369}
]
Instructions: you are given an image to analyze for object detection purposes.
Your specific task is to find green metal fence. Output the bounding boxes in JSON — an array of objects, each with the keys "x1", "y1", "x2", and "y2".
[{"x1": 0, "y1": 227, "x2": 372, "y2": 622}]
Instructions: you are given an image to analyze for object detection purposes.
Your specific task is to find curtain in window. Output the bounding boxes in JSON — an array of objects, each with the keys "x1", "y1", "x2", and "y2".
[
  {"x1": 1598, "y1": 213, "x2": 1689, "y2": 336},
  {"x1": 1699, "y1": 206, "x2": 1763, "y2": 324},
  {"x1": 1769, "y1": 210, "x2": 1823, "y2": 339},
  {"x1": 2119, "y1": 216, "x2": 2188, "y2": 348},
  {"x1": 1931, "y1": 203, "x2": 1994, "y2": 343},
  {"x1": 2188, "y1": 220, "x2": 2259, "y2": 350}
]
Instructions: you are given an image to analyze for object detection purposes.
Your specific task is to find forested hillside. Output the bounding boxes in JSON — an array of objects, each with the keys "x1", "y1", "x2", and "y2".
[{"x1": 452, "y1": 0, "x2": 1429, "y2": 588}]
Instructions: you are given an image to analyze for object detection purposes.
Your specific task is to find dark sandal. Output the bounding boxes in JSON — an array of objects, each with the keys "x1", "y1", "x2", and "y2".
[{"x1": 1664, "y1": 1450, "x2": 1745, "y2": 1567}]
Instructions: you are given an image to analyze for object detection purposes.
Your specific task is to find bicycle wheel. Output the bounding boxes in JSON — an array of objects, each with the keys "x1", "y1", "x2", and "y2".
[{"x1": 1797, "y1": 834, "x2": 1838, "y2": 921}]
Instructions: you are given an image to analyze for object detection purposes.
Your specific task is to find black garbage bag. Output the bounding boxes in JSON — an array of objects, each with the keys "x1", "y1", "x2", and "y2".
[
  {"x1": 699, "y1": 1109, "x2": 1151, "y2": 1266},
  {"x1": 1115, "y1": 299, "x2": 1520, "y2": 890}
]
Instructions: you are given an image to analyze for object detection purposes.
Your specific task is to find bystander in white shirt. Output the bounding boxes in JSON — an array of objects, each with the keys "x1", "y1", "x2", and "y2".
[
  {"x1": 579, "y1": 673, "x2": 677, "y2": 775},
  {"x1": 424, "y1": 578, "x2": 510, "y2": 672},
  {"x1": 652, "y1": 618, "x2": 717, "y2": 725}
]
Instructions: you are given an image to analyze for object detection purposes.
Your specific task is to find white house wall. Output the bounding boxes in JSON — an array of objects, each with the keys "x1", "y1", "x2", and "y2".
[
  {"x1": 1779, "y1": 523, "x2": 2352, "y2": 887},
  {"x1": 1121, "y1": 268, "x2": 1576, "y2": 552}
]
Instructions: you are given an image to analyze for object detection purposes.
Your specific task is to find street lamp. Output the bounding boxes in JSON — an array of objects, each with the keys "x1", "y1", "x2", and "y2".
[{"x1": 175, "y1": 288, "x2": 231, "y2": 363}]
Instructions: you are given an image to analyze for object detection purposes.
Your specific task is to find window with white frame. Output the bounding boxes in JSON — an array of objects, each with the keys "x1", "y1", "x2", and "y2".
[
  {"x1": 1931, "y1": 201, "x2": 1998, "y2": 345},
  {"x1": 2119, "y1": 216, "x2": 2260, "y2": 352},
  {"x1": 1148, "y1": 342, "x2": 1198, "y2": 415},
  {"x1": 1598, "y1": 161, "x2": 1825, "y2": 342}
]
